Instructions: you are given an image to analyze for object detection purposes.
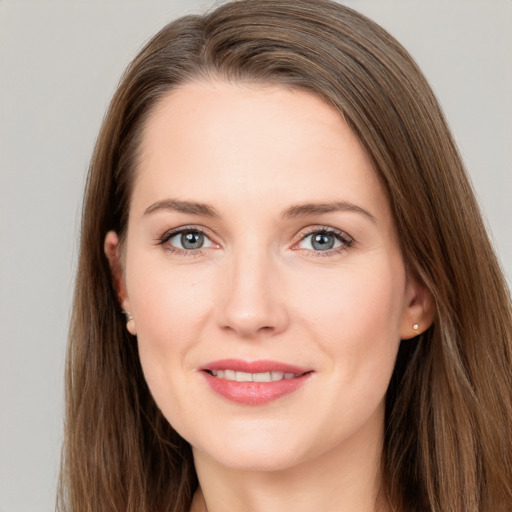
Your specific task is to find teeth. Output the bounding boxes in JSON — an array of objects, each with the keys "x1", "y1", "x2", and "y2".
[
  {"x1": 253, "y1": 372, "x2": 271, "y2": 382},
  {"x1": 209, "y1": 370, "x2": 300, "y2": 382},
  {"x1": 236, "y1": 371, "x2": 253, "y2": 382}
]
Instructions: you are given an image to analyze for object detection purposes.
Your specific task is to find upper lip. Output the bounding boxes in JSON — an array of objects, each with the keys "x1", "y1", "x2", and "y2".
[{"x1": 200, "y1": 359, "x2": 310, "y2": 375}]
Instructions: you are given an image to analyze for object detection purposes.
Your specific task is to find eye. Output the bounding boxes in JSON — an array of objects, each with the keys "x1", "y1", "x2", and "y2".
[
  {"x1": 160, "y1": 227, "x2": 216, "y2": 252},
  {"x1": 295, "y1": 228, "x2": 352, "y2": 253}
]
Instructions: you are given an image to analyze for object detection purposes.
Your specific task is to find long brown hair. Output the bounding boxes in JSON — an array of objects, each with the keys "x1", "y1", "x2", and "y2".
[{"x1": 58, "y1": 1, "x2": 512, "y2": 511}]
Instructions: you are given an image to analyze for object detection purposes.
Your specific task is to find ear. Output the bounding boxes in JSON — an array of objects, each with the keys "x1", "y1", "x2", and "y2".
[
  {"x1": 400, "y1": 275, "x2": 435, "y2": 340},
  {"x1": 104, "y1": 231, "x2": 136, "y2": 335}
]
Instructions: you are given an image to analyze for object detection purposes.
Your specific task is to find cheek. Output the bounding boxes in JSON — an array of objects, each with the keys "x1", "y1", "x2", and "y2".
[
  {"x1": 293, "y1": 258, "x2": 406, "y2": 377},
  {"x1": 285, "y1": 259, "x2": 406, "y2": 446},
  {"x1": 125, "y1": 259, "x2": 215, "y2": 399},
  {"x1": 298, "y1": 259, "x2": 404, "y2": 326},
  {"x1": 129, "y1": 260, "x2": 213, "y2": 341}
]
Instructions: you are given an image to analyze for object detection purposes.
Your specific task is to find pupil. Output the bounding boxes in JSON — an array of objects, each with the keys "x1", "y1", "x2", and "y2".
[
  {"x1": 181, "y1": 231, "x2": 204, "y2": 250},
  {"x1": 312, "y1": 233, "x2": 334, "y2": 251}
]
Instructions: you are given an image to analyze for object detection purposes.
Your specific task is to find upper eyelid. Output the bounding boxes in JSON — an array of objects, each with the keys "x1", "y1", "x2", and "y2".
[
  {"x1": 158, "y1": 226, "x2": 216, "y2": 255},
  {"x1": 157, "y1": 224, "x2": 353, "y2": 248},
  {"x1": 160, "y1": 225, "x2": 210, "y2": 242},
  {"x1": 295, "y1": 225, "x2": 353, "y2": 242},
  {"x1": 292, "y1": 226, "x2": 354, "y2": 253}
]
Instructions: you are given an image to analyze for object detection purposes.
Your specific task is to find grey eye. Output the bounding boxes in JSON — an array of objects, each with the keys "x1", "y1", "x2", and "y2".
[
  {"x1": 311, "y1": 233, "x2": 336, "y2": 251},
  {"x1": 167, "y1": 230, "x2": 213, "y2": 250},
  {"x1": 181, "y1": 231, "x2": 204, "y2": 249},
  {"x1": 297, "y1": 230, "x2": 345, "y2": 252}
]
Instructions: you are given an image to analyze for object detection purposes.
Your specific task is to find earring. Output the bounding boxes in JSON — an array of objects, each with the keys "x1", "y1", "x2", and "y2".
[
  {"x1": 122, "y1": 310, "x2": 137, "y2": 335},
  {"x1": 413, "y1": 323, "x2": 419, "y2": 331}
]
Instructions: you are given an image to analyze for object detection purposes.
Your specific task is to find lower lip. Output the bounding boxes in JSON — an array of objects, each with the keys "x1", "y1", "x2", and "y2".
[{"x1": 201, "y1": 372, "x2": 311, "y2": 405}]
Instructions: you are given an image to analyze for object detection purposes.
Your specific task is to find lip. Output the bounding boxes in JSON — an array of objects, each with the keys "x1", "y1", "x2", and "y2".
[
  {"x1": 199, "y1": 359, "x2": 313, "y2": 405},
  {"x1": 200, "y1": 359, "x2": 309, "y2": 374}
]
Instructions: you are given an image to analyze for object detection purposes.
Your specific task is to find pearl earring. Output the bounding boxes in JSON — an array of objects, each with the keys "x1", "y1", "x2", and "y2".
[
  {"x1": 413, "y1": 323, "x2": 419, "y2": 331},
  {"x1": 122, "y1": 310, "x2": 137, "y2": 335}
]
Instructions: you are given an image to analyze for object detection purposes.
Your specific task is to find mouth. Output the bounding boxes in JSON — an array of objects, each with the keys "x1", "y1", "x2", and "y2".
[
  {"x1": 200, "y1": 359, "x2": 313, "y2": 405},
  {"x1": 205, "y1": 369, "x2": 304, "y2": 382}
]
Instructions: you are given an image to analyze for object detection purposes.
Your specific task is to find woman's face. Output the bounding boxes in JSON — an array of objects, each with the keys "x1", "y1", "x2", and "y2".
[{"x1": 112, "y1": 80, "x2": 424, "y2": 472}]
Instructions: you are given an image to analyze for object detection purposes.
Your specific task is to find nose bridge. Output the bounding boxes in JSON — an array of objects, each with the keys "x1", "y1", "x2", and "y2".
[{"x1": 217, "y1": 238, "x2": 288, "y2": 337}]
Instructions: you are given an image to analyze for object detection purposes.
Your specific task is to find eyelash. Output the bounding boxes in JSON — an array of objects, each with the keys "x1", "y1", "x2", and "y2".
[
  {"x1": 294, "y1": 227, "x2": 353, "y2": 257},
  {"x1": 157, "y1": 225, "x2": 211, "y2": 257},
  {"x1": 157, "y1": 226, "x2": 354, "y2": 257}
]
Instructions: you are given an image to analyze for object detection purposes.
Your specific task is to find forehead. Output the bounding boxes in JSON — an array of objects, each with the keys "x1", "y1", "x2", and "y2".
[{"x1": 133, "y1": 79, "x2": 389, "y2": 221}]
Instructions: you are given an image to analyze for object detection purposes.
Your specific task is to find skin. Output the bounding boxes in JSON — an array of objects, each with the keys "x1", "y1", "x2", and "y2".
[{"x1": 105, "y1": 80, "x2": 433, "y2": 512}]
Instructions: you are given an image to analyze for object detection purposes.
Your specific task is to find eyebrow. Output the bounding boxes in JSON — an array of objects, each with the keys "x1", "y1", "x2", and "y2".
[
  {"x1": 143, "y1": 199, "x2": 220, "y2": 217},
  {"x1": 143, "y1": 198, "x2": 376, "y2": 223},
  {"x1": 282, "y1": 201, "x2": 376, "y2": 223}
]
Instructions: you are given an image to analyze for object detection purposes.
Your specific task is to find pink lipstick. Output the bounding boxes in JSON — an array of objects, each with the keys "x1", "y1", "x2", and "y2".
[{"x1": 199, "y1": 359, "x2": 312, "y2": 405}]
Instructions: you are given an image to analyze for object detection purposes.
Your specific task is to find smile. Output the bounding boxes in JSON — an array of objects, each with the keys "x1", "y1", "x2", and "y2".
[
  {"x1": 200, "y1": 359, "x2": 312, "y2": 405},
  {"x1": 208, "y1": 370, "x2": 301, "y2": 382}
]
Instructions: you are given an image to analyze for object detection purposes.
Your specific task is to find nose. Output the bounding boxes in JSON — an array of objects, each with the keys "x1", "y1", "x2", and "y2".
[{"x1": 216, "y1": 247, "x2": 289, "y2": 339}]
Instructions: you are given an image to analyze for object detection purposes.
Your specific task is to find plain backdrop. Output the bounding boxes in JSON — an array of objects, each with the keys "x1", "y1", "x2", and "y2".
[{"x1": 0, "y1": 1, "x2": 510, "y2": 510}]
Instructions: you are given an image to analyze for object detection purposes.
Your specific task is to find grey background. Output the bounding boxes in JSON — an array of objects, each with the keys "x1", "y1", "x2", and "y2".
[{"x1": 1, "y1": 1, "x2": 510, "y2": 511}]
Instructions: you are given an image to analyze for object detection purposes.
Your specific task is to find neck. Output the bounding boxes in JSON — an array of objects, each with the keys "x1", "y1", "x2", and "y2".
[{"x1": 190, "y1": 411, "x2": 391, "y2": 512}]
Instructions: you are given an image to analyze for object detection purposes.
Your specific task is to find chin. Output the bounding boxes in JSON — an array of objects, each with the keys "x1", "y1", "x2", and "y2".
[
  {"x1": 188, "y1": 420, "x2": 323, "y2": 473},
  {"x1": 198, "y1": 444, "x2": 308, "y2": 473}
]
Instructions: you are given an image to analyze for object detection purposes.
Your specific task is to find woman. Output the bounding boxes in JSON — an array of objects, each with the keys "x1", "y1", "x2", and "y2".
[{"x1": 58, "y1": 1, "x2": 512, "y2": 511}]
